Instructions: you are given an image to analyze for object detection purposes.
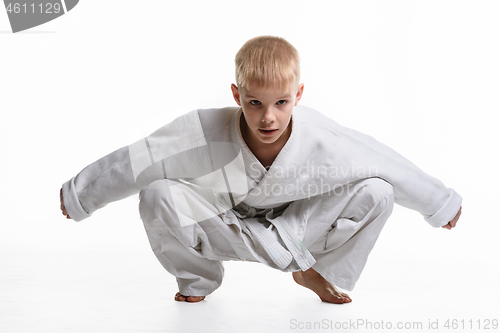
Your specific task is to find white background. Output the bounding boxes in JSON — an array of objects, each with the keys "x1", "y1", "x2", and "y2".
[{"x1": 1, "y1": 1, "x2": 499, "y2": 332}]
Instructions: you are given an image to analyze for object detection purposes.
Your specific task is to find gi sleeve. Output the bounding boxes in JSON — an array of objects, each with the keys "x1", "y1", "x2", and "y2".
[
  {"x1": 61, "y1": 109, "x2": 210, "y2": 222},
  {"x1": 342, "y1": 126, "x2": 463, "y2": 228}
]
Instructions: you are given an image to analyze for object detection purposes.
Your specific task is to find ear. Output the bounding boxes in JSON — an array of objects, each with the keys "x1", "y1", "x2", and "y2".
[
  {"x1": 293, "y1": 83, "x2": 305, "y2": 106},
  {"x1": 231, "y1": 84, "x2": 241, "y2": 106}
]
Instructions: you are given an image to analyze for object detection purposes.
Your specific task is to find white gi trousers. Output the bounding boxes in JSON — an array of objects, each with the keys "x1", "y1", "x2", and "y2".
[{"x1": 138, "y1": 178, "x2": 394, "y2": 296}]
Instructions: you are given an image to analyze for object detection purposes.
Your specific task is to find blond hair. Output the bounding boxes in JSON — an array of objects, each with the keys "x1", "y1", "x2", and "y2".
[{"x1": 235, "y1": 36, "x2": 300, "y2": 90}]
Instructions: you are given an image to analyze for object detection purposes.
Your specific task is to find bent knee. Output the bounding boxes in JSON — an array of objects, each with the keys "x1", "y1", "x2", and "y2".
[
  {"x1": 341, "y1": 178, "x2": 394, "y2": 222},
  {"x1": 356, "y1": 178, "x2": 394, "y2": 205},
  {"x1": 140, "y1": 180, "x2": 170, "y2": 204},
  {"x1": 139, "y1": 180, "x2": 175, "y2": 221}
]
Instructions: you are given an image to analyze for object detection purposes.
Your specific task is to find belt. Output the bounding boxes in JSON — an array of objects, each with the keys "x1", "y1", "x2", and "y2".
[{"x1": 232, "y1": 202, "x2": 316, "y2": 271}]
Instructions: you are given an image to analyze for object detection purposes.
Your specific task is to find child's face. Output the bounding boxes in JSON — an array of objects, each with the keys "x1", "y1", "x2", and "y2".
[{"x1": 231, "y1": 82, "x2": 304, "y2": 146}]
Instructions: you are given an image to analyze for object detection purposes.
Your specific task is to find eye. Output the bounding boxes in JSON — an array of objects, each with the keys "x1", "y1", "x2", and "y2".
[
  {"x1": 249, "y1": 100, "x2": 261, "y2": 106},
  {"x1": 276, "y1": 100, "x2": 287, "y2": 105}
]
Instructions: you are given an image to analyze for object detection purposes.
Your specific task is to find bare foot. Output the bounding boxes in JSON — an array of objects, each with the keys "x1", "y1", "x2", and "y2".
[
  {"x1": 292, "y1": 268, "x2": 352, "y2": 304},
  {"x1": 174, "y1": 292, "x2": 206, "y2": 302}
]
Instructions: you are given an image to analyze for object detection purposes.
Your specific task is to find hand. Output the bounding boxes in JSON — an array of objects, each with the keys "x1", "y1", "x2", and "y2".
[
  {"x1": 60, "y1": 188, "x2": 72, "y2": 219},
  {"x1": 441, "y1": 206, "x2": 461, "y2": 230}
]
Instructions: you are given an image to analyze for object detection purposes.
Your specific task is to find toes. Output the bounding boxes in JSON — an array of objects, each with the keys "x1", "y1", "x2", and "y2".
[
  {"x1": 322, "y1": 293, "x2": 352, "y2": 304},
  {"x1": 187, "y1": 296, "x2": 205, "y2": 302},
  {"x1": 336, "y1": 294, "x2": 351, "y2": 303},
  {"x1": 335, "y1": 296, "x2": 351, "y2": 304},
  {"x1": 341, "y1": 293, "x2": 352, "y2": 302},
  {"x1": 327, "y1": 297, "x2": 347, "y2": 304},
  {"x1": 174, "y1": 292, "x2": 205, "y2": 302}
]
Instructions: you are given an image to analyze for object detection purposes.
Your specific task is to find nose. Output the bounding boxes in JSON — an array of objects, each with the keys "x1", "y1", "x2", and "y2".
[{"x1": 262, "y1": 107, "x2": 276, "y2": 124}]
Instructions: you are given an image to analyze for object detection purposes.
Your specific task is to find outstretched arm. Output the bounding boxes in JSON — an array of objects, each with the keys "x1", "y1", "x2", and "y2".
[
  {"x1": 59, "y1": 110, "x2": 208, "y2": 222},
  {"x1": 441, "y1": 206, "x2": 461, "y2": 230}
]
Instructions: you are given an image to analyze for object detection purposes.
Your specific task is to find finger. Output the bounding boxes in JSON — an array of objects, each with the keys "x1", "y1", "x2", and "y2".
[
  {"x1": 449, "y1": 207, "x2": 462, "y2": 228},
  {"x1": 60, "y1": 189, "x2": 64, "y2": 210},
  {"x1": 456, "y1": 206, "x2": 462, "y2": 218}
]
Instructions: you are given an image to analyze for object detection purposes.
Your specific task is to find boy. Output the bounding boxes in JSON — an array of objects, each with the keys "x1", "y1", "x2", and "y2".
[{"x1": 60, "y1": 36, "x2": 462, "y2": 304}]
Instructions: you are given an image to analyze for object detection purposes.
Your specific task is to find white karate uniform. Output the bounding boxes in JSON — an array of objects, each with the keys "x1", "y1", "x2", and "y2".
[
  {"x1": 62, "y1": 106, "x2": 462, "y2": 295},
  {"x1": 139, "y1": 177, "x2": 394, "y2": 295}
]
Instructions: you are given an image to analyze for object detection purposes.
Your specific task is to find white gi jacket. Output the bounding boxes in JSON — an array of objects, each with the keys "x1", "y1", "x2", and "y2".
[{"x1": 62, "y1": 106, "x2": 462, "y2": 270}]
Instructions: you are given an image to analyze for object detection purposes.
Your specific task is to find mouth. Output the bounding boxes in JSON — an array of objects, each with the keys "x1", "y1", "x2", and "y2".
[{"x1": 259, "y1": 128, "x2": 278, "y2": 136}]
